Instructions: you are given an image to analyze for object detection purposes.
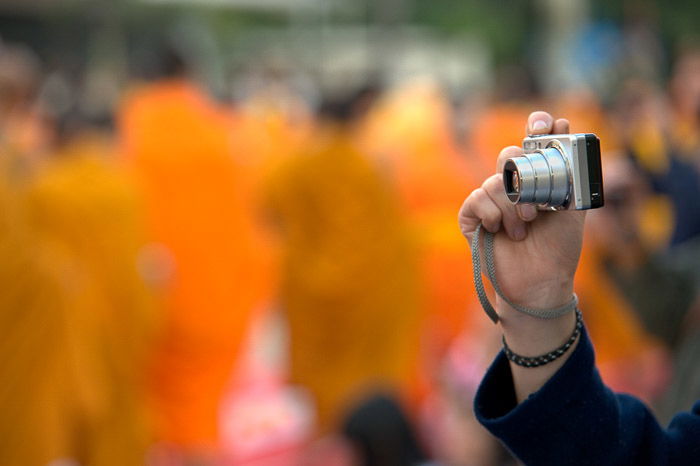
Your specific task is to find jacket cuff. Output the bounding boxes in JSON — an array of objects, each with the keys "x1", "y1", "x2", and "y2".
[{"x1": 474, "y1": 325, "x2": 601, "y2": 445}]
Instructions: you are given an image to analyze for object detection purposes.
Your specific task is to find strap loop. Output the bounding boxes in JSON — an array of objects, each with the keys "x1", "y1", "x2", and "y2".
[{"x1": 471, "y1": 223, "x2": 578, "y2": 323}]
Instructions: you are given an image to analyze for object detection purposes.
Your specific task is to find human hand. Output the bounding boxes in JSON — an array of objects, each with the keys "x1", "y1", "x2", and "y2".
[{"x1": 459, "y1": 111, "x2": 585, "y2": 312}]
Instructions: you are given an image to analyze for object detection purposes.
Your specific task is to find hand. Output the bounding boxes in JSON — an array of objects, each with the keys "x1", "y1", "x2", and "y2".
[
  {"x1": 459, "y1": 111, "x2": 585, "y2": 312},
  {"x1": 459, "y1": 112, "x2": 586, "y2": 401}
]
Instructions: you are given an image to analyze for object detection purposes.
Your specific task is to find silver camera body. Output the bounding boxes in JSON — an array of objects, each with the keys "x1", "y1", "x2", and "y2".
[{"x1": 503, "y1": 133, "x2": 604, "y2": 210}]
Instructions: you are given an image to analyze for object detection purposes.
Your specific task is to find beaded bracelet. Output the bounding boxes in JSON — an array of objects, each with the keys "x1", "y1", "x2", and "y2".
[{"x1": 502, "y1": 309, "x2": 583, "y2": 368}]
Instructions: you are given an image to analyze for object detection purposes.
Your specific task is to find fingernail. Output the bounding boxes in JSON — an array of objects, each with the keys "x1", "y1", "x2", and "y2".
[
  {"x1": 532, "y1": 120, "x2": 548, "y2": 131},
  {"x1": 513, "y1": 225, "x2": 526, "y2": 241},
  {"x1": 520, "y1": 204, "x2": 537, "y2": 220}
]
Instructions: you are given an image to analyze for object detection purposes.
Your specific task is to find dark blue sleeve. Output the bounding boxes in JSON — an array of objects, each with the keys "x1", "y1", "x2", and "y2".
[{"x1": 474, "y1": 326, "x2": 700, "y2": 465}]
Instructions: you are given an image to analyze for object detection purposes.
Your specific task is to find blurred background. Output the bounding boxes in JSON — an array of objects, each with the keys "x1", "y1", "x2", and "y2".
[{"x1": 1, "y1": 0, "x2": 700, "y2": 465}]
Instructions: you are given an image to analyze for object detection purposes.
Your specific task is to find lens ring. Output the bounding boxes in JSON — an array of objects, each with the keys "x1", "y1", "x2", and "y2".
[
  {"x1": 528, "y1": 152, "x2": 552, "y2": 204},
  {"x1": 540, "y1": 147, "x2": 569, "y2": 206},
  {"x1": 503, "y1": 157, "x2": 536, "y2": 203},
  {"x1": 503, "y1": 147, "x2": 570, "y2": 207}
]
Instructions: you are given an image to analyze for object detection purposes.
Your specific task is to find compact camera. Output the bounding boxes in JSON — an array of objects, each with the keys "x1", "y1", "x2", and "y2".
[{"x1": 503, "y1": 133, "x2": 604, "y2": 210}]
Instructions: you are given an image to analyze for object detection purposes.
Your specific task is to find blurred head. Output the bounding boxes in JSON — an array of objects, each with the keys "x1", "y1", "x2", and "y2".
[
  {"x1": 613, "y1": 78, "x2": 669, "y2": 143},
  {"x1": 670, "y1": 40, "x2": 700, "y2": 119},
  {"x1": 587, "y1": 156, "x2": 651, "y2": 250},
  {"x1": 0, "y1": 43, "x2": 41, "y2": 115},
  {"x1": 130, "y1": 40, "x2": 189, "y2": 82},
  {"x1": 319, "y1": 83, "x2": 381, "y2": 128},
  {"x1": 493, "y1": 62, "x2": 540, "y2": 103},
  {"x1": 341, "y1": 394, "x2": 426, "y2": 466}
]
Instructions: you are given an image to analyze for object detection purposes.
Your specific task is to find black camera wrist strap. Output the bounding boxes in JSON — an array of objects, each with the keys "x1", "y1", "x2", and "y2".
[{"x1": 471, "y1": 223, "x2": 578, "y2": 324}]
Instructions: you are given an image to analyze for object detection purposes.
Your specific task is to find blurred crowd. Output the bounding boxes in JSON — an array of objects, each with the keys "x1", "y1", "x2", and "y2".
[{"x1": 2, "y1": 11, "x2": 700, "y2": 466}]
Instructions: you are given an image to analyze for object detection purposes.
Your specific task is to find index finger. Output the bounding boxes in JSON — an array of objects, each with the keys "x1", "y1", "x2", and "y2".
[
  {"x1": 495, "y1": 145, "x2": 539, "y2": 222},
  {"x1": 496, "y1": 145, "x2": 522, "y2": 173}
]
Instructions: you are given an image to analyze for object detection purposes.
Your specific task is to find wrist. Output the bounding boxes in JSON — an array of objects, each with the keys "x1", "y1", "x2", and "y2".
[
  {"x1": 498, "y1": 278, "x2": 574, "y2": 312},
  {"x1": 495, "y1": 282, "x2": 577, "y2": 357},
  {"x1": 501, "y1": 307, "x2": 581, "y2": 403}
]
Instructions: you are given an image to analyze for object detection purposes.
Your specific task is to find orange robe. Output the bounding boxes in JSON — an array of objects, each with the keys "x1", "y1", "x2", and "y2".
[
  {"x1": 118, "y1": 79, "x2": 274, "y2": 449},
  {"x1": 0, "y1": 153, "x2": 74, "y2": 466},
  {"x1": 575, "y1": 241, "x2": 669, "y2": 402},
  {"x1": 359, "y1": 81, "x2": 485, "y2": 374},
  {"x1": 0, "y1": 134, "x2": 153, "y2": 465},
  {"x1": 470, "y1": 102, "x2": 532, "y2": 174},
  {"x1": 266, "y1": 129, "x2": 422, "y2": 431}
]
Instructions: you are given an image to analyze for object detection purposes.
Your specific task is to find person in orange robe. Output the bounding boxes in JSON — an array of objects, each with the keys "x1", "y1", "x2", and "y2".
[
  {"x1": 118, "y1": 54, "x2": 274, "y2": 460},
  {"x1": 0, "y1": 85, "x2": 154, "y2": 465},
  {"x1": 1, "y1": 44, "x2": 152, "y2": 465},
  {"x1": 22, "y1": 129, "x2": 155, "y2": 466},
  {"x1": 266, "y1": 96, "x2": 422, "y2": 433},
  {"x1": 359, "y1": 80, "x2": 488, "y2": 386},
  {"x1": 0, "y1": 161, "x2": 82, "y2": 466}
]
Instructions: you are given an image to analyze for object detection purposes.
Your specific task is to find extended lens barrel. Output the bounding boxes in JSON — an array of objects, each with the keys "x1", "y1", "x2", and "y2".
[{"x1": 503, "y1": 147, "x2": 570, "y2": 207}]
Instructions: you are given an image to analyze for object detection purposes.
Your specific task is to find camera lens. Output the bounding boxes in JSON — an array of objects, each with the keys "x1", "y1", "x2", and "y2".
[
  {"x1": 503, "y1": 147, "x2": 570, "y2": 207},
  {"x1": 504, "y1": 159, "x2": 529, "y2": 203}
]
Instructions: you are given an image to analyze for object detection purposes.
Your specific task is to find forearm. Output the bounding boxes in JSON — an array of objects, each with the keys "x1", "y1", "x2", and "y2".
[
  {"x1": 475, "y1": 326, "x2": 673, "y2": 466},
  {"x1": 496, "y1": 281, "x2": 579, "y2": 402}
]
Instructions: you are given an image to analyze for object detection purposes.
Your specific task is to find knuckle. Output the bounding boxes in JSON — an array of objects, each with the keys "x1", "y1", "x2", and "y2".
[
  {"x1": 497, "y1": 146, "x2": 522, "y2": 171},
  {"x1": 498, "y1": 145, "x2": 521, "y2": 156},
  {"x1": 484, "y1": 202, "x2": 501, "y2": 222},
  {"x1": 460, "y1": 220, "x2": 477, "y2": 237},
  {"x1": 471, "y1": 187, "x2": 488, "y2": 203},
  {"x1": 486, "y1": 211, "x2": 501, "y2": 226},
  {"x1": 483, "y1": 174, "x2": 504, "y2": 193}
]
